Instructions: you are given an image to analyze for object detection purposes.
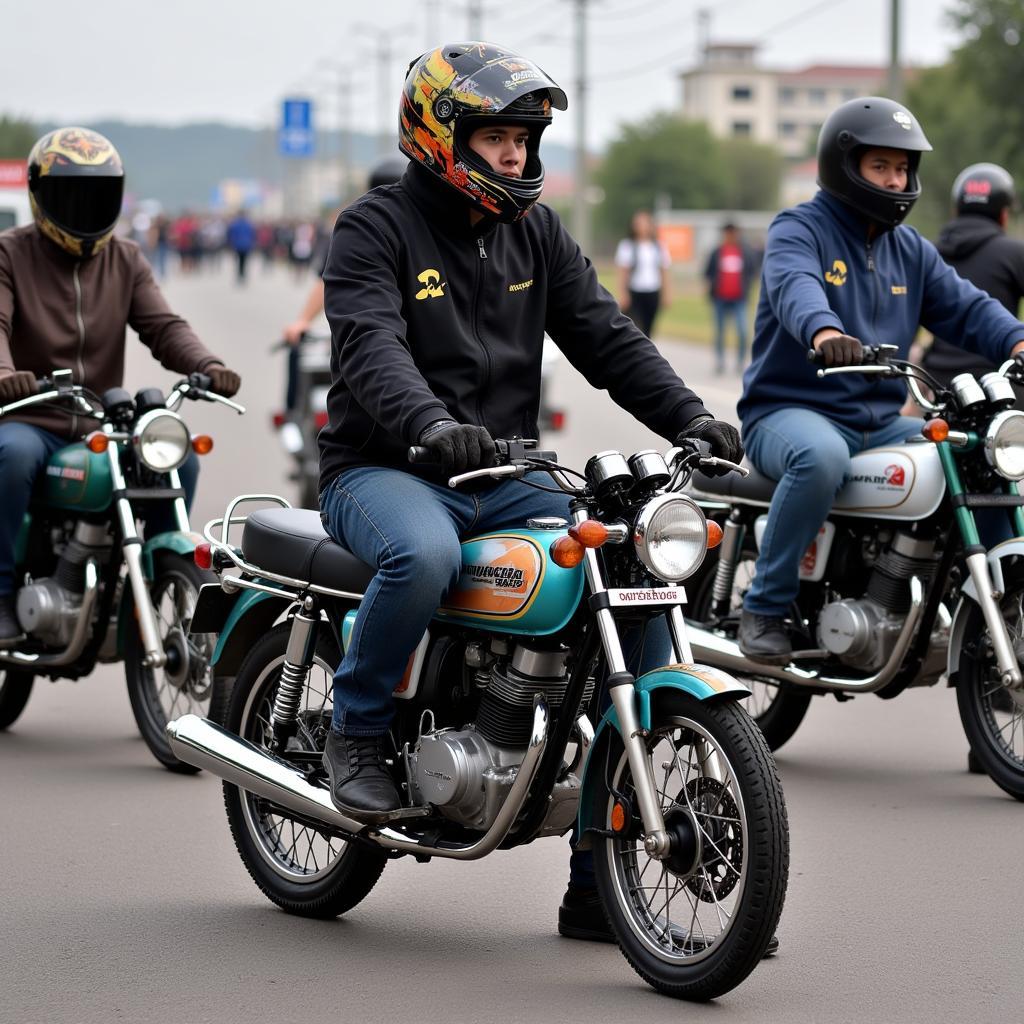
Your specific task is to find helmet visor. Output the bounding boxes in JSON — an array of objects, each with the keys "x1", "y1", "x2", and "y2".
[{"x1": 34, "y1": 175, "x2": 124, "y2": 238}]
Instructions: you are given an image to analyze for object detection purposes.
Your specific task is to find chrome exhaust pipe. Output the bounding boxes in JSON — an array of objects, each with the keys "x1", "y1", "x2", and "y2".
[{"x1": 165, "y1": 715, "x2": 364, "y2": 833}]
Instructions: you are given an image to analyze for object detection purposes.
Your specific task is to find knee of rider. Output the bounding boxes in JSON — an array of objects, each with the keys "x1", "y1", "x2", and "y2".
[
  {"x1": 0, "y1": 438, "x2": 46, "y2": 484},
  {"x1": 386, "y1": 535, "x2": 463, "y2": 592},
  {"x1": 788, "y1": 442, "x2": 848, "y2": 494}
]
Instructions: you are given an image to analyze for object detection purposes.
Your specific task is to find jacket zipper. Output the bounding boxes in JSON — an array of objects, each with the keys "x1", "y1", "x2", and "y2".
[
  {"x1": 72, "y1": 262, "x2": 87, "y2": 436},
  {"x1": 472, "y1": 234, "x2": 492, "y2": 424},
  {"x1": 865, "y1": 239, "x2": 881, "y2": 428}
]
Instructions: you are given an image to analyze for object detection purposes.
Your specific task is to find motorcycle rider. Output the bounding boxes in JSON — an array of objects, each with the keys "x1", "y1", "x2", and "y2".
[
  {"x1": 0, "y1": 127, "x2": 242, "y2": 645},
  {"x1": 317, "y1": 42, "x2": 742, "y2": 939},
  {"x1": 735, "y1": 98, "x2": 1024, "y2": 664},
  {"x1": 920, "y1": 163, "x2": 1024, "y2": 390}
]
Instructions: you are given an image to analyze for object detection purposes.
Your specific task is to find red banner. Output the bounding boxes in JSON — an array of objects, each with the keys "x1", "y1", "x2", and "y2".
[{"x1": 0, "y1": 160, "x2": 27, "y2": 188}]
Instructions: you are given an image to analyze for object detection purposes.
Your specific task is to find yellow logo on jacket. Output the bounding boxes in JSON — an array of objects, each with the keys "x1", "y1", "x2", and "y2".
[
  {"x1": 415, "y1": 269, "x2": 446, "y2": 300},
  {"x1": 824, "y1": 259, "x2": 848, "y2": 286}
]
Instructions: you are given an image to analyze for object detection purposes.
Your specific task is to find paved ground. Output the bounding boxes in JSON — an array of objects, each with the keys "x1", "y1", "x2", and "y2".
[{"x1": 3, "y1": 262, "x2": 1023, "y2": 1024}]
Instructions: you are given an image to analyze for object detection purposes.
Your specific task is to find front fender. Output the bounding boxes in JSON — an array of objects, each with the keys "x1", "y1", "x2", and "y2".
[
  {"x1": 575, "y1": 664, "x2": 750, "y2": 847},
  {"x1": 947, "y1": 538, "x2": 1024, "y2": 683},
  {"x1": 141, "y1": 530, "x2": 205, "y2": 580}
]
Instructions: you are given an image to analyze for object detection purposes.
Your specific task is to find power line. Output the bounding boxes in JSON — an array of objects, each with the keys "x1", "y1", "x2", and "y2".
[
  {"x1": 588, "y1": 0, "x2": 677, "y2": 22},
  {"x1": 758, "y1": 0, "x2": 845, "y2": 38}
]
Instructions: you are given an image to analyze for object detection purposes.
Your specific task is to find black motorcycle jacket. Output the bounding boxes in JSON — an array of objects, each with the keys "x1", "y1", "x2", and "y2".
[
  {"x1": 923, "y1": 215, "x2": 1024, "y2": 385},
  {"x1": 318, "y1": 164, "x2": 708, "y2": 492}
]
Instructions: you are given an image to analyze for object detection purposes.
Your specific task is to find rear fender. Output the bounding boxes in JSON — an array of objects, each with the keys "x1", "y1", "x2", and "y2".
[
  {"x1": 575, "y1": 664, "x2": 749, "y2": 847},
  {"x1": 211, "y1": 590, "x2": 291, "y2": 673}
]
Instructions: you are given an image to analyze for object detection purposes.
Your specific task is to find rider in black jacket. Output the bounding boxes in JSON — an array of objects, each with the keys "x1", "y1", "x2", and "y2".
[{"x1": 318, "y1": 41, "x2": 742, "y2": 942}]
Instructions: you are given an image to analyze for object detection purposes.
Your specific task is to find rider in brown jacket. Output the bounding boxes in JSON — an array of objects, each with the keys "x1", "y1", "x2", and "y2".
[{"x1": 0, "y1": 127, "x2": 241, "y2": 643}]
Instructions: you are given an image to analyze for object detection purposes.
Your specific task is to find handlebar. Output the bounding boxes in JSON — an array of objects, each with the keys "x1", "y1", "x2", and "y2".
[{"x1": 806, "y1": 343, "x2": 898, "y2": 370}]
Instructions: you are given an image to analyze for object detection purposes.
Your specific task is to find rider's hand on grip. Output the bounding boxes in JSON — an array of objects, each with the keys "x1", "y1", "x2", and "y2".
[
  {"x1": 207, "y1": 366, "x2": 242, "y2": 398},
  {"x1": 810, "y1": 332, "x2": 863, "y2": 368},
  {"x1": 417, "y1": 419, "x2": 496, "y2": 476},
  {"x1": 676, "y1": 416, "x2": 743, "y2": 477},
  {"x1": 0, "y1": 370, "x2": 38, "y2": 404}
]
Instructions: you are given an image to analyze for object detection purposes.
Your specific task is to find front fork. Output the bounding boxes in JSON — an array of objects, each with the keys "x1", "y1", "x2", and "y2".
[{"x1": 573, "y1": 508, "x2": 673, "y2": 859}]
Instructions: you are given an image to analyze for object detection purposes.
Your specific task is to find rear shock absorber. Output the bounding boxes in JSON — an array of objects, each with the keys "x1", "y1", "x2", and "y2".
[
  {"x1": 269, "y1": 595, "x2": 321, "y2": 751},
  {"x1": 711, "y1": 511, "x2": 745, "y2": 618}
]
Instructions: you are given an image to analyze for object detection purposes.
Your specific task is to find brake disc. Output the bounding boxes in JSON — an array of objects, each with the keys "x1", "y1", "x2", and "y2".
[{"x1": 683, "y1": 777, "x2": 743, "y2": 903}]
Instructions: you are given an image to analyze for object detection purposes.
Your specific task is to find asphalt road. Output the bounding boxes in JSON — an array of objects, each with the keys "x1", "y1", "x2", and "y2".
[{"x1": 3, "y1": 261, "x2": 1023, "y2": 1024}]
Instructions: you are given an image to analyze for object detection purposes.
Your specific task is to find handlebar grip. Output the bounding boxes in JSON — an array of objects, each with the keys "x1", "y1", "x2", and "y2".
[
  {"x1": 806, "y1": 347, "x2": 826, "y2": 367},
  {"x1": 407, "y1": 445, "x2": 434, "y2": 464}
]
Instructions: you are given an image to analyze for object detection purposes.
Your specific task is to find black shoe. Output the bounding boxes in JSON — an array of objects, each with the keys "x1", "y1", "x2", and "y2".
[
  {"x1": 558, "y1": 884, "x2": 780, "y2": 956},
  {"x1": 0, "y1": 595, "x2": 23, "y2": 648},
  {"x1": 322, "y1": 730, "x2": 402, "y2": 824},
  {"x1": 738, "y1": 609, "x2": 792, "y2": 665}
]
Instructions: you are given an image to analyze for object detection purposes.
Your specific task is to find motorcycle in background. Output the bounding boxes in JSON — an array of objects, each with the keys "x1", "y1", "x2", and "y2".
[
  {"x1": 684, "y1": 345, "x2": 1024, "y2": 800},
  {"x1": 0, "y1": 369, "x2": 244, "y2": 772},
  {"x1": 168, "y1": 438, "x2": 788, "y2": 1000}
]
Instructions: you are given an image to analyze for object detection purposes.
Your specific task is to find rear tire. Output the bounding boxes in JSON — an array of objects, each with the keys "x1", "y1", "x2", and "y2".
[
  {"x1": 0, "y1": 669, "x2": 33, "y2": 730},
  {"x1": 221, "y1": 622, "x2": 387, "y2": 918}
]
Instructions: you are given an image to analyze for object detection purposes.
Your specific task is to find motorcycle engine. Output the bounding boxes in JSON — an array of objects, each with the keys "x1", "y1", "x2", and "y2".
[
  {"x1": 16, "y1": 522, "x2": 110, "y2": 646},
  {"x1": 406, "y1": 642, "x2": 590, "y2": 831}
]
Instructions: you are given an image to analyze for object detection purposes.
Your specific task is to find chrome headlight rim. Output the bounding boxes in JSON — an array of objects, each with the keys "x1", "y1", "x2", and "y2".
[
  {"x1": 984, "y1": 409, "x2": 1024, "y2": 481},
  {"x1": 633, "y1": 493, "x2": 708, "y2": 583},
  {"x1": 132, "y1": 409, "x2": 190, "y2": 473}
]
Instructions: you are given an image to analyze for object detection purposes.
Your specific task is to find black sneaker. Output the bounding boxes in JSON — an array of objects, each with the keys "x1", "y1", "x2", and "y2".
[
  {"x1": 738, "y1": 609, "x2": 792, "y2": 665},
  {"x1": 558, "y1": 884, "x2": 780, "y2": 956},
  {"x1": 322, "y1": 730, "x2": 402, "y2": 824},
  {"x1": 0, "y1": 595, "x2": 23, "y2": 649}
]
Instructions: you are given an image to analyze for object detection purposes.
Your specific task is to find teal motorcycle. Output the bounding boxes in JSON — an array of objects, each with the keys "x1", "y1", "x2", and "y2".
[
  {"x1": 167, "y1": 439, "x2": 788, "y2": 1000},
  {"x1": 0, "y1": 368, "x2": 243, "y2": 771}
]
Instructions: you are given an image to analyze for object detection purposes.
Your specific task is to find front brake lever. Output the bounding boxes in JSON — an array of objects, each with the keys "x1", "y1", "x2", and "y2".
[
  {"x1": 448, "y1": 464, "x2": 524, "y2": 489},
  {"x1": 699, "y1": 456, "x2": 749, "y2": 477}
]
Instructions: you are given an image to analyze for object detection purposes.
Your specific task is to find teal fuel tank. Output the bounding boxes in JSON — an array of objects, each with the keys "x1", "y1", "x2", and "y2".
[
  {"x1": 39, "y1": 443, "x2": 113, "y2": 513},
  {"x1": 433, "y1": 529, "x2": 584, "y2": 636}
]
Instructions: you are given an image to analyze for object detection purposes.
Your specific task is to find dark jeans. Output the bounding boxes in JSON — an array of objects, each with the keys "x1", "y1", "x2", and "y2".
[
  {"x1": 713, "y1": 297, "x2": 748, "y2": 368},
  {"x1": 627, "y1": 289, "x2": 661, "y2": 338},
  {"x1": 235, "y1": 249, "x2": 250, "y2": 283},
  {"x1": 0, "y1": 422, "x2": 199, "y2": 597}
]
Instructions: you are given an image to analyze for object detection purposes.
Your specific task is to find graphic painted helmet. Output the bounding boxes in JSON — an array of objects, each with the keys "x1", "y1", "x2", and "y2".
[
  {"x1": 952, "y1": 162, "x2": 1016, "y2": 221},
  {"x1": 368, "y1": 155, "x2": 408, "y2": 190},
  {"x1": 399, "y1": 41, "x2": 567, "y2": 223},
  {"x1": 28, "y1": 126, "x2": 124, "y2": 257},
  {"x1": 817, "y1": 96, "x2": 932, "y2": 229}
]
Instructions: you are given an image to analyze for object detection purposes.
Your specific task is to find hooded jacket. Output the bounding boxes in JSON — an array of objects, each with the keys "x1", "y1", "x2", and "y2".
[
  {"x1": 922, "y1": 214, "x2": 1024, "y2": 384},
  {"x1": 737, "y1": 191, "x2": 1024, "y2": 434},
  {"x1": 0, "y1": 225, "x2": 223, "y2": 439},
  {"x1": 318, "y1": 164, "x2": 709, "y2": 491}
]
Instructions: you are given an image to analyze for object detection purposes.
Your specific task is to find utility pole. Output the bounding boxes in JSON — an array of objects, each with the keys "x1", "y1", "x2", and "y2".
[
  {"x1": 356, "y1": 24, "x2": 413, "y2": 160},
  {"x1": 887, "y1": 0, "x2": 902, "y2": 101},
  {"x1": 572, "y1": 0, "x2": 590, "y2": 256},
  {"x1": 697, "y1": 7, "x2": 711, "y2": 63},
  {"x1": 426, "y1": 0, "x2": 440, "y2": 47},
  {"x1": 467, "y1": 0, "x2": 483, "y2": 38}
]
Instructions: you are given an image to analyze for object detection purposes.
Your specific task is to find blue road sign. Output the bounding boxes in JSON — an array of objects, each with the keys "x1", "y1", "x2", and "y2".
[{"x1": 279, "y1": 98, "x2": 315, "y2": 157}]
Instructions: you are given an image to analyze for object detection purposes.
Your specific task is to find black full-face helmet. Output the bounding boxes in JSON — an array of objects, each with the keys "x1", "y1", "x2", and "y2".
[
  {"x1": 399, "y1": 41, "x2": 567, "y2": 223},
  {"x1": 817, "y1": 96, "x2": 932, "y2": 229},
  {"x1": 952, "y1": 162, "x2": 1016, "y2": 221},
  {"x1": 27, "y1": 126, "x2": 125, "y2": 257}
]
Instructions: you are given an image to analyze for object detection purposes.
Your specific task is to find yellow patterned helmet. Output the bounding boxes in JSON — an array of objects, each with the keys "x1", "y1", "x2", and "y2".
[
  {"x1": 27, "y1": 127, "x2": 125, "y2": 257},
  {"x1": 399, "y1": 42, "x2": 567, "y2": 223}
]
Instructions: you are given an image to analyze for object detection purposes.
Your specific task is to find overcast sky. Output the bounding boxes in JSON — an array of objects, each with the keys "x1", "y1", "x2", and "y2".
[{"x1": 3, "y1": 0, "x2": 960, "y2": 149}]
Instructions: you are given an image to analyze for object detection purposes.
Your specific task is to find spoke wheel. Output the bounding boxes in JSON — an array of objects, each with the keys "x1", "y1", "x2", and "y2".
[
  {"x1": 125, "y1": 552, "x2": 216, "y2": 772},
  {"x1": 957, "y1": 563, "x2": 1024, "y2": 800},
  {"x1": 217, "y1": 622, "x2": 386, "y2": 918},
  {"x1": 689, "y1": 543, "x2": 811, "y2": 751},
  {"x1": 594, "y1": 691, "x2": 788, "y2": 1001}
]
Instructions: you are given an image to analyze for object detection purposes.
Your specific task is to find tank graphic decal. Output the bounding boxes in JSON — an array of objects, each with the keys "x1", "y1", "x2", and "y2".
[
  {"x1": 439, "y1": 534, "x2": 544, "y2": 620},
  {"x1": 833, "y1": 448, "x2": 918, "y2": 513}
]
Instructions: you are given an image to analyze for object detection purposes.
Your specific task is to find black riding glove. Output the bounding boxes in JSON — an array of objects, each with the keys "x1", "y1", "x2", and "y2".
[
  {"x1": 676, "y1": 416, "x2": 743, "y2": 477},
  {"x1": 206, "y1": 365, "x2": 242, "y2": 397},
  {"x1": 0, "y1": 370, "x2": 38, "y2": 405},
  {"x1": 814, "y1": 333, "x2": 863, "y2": 368},
  {"x1": 418, "y1": 419, "x2": 496, "y2": 476}
]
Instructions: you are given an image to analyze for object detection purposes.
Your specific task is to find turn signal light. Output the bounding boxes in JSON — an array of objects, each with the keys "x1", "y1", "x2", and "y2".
[
  {"x1": 85, "y1": 431, "x2": 109, "y2": 454},
  {"x1": 550, "y1": 535, "x2": 585, "y2": 568},
  {"x1": 706, "y1": 520, "x2": 724, "y2": 549},
  {"x1": 194, "y1": 543, "x2": 213, "y2": 570},
  {"x1": 192, "y1": 434, "x2": 214, "y2": 455},
  {"x1": 922, "y1": 419, "x2": 949, "y2": 442},
  {"x1": 569, "y1": 521, "x2": 609, "y2": 548}
]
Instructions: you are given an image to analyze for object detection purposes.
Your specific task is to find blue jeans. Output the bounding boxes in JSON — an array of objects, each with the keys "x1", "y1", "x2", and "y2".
[
  {"x1": 0, "y1": 421, "x2": 199, "y2": 597},
  {"x1": 713, "y1": 298, "x2": 748, "y2": 367},
  {"x1": 742, "y1": 409, "x2": 924, "y2": 617}
]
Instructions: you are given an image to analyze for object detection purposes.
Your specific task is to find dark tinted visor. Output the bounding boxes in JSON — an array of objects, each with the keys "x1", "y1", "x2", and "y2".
[{"x1": 34, "y1": 175, "x2": 124, "y2": 237}]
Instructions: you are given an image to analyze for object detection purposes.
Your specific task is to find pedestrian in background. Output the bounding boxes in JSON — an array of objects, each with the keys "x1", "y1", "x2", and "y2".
[
  {"x1": 705, "y1": 222, "x2": 755, "y2": 374},
  {"x1": 226, "y1": 209, "x2": 255, "y2": 285},
  {"x1": 614, "y1": 209, "x2": 671, "y2": 338}
]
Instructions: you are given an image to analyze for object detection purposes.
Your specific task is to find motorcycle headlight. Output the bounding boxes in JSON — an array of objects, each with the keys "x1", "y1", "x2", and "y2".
[
  {"x1": 133, "y1": 410, "x2": 190, "y2": 472},
  {"x1": 633, "y1": 494, "x2": 708, "y2": 583},
  {"x1": 984, "y1": 410, "x2": 1024, "y2": 481}
]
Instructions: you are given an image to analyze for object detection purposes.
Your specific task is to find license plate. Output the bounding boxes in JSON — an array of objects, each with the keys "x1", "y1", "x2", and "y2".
[{"x1": 606, "y1": 587, "x2": 686, "y2": 607}]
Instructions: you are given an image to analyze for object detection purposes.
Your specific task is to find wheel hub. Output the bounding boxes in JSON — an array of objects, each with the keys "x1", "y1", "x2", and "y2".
[{"x1": 663, "y1": 806, "x2": 702, "y2": 879}]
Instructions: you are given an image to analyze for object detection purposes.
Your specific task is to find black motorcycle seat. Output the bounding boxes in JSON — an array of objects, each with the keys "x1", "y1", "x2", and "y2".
[
  {"x1": 241, "y1": 508, "x2": 375, "y2": 594},
  {"x1": 689, "y1": 461, "x2": 777, "y2": 505}
]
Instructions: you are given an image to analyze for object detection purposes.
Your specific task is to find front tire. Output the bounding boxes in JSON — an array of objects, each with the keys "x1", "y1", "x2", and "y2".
[
  {"x1": 125, "y1": 551, "x2": 217, "y2": 772},
  {"x1": 0, "y1": 669, "x2": 33, "y2": 730},
  {"x1": 218, "y1": 622, "x2": 387, "y2": 918},
  {"x1": 593, "y1": 691, "x2": 788, "y2": 1001},
  {"x1": 955, "y1": 563, "x2": 1024, "y2": 800}
]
